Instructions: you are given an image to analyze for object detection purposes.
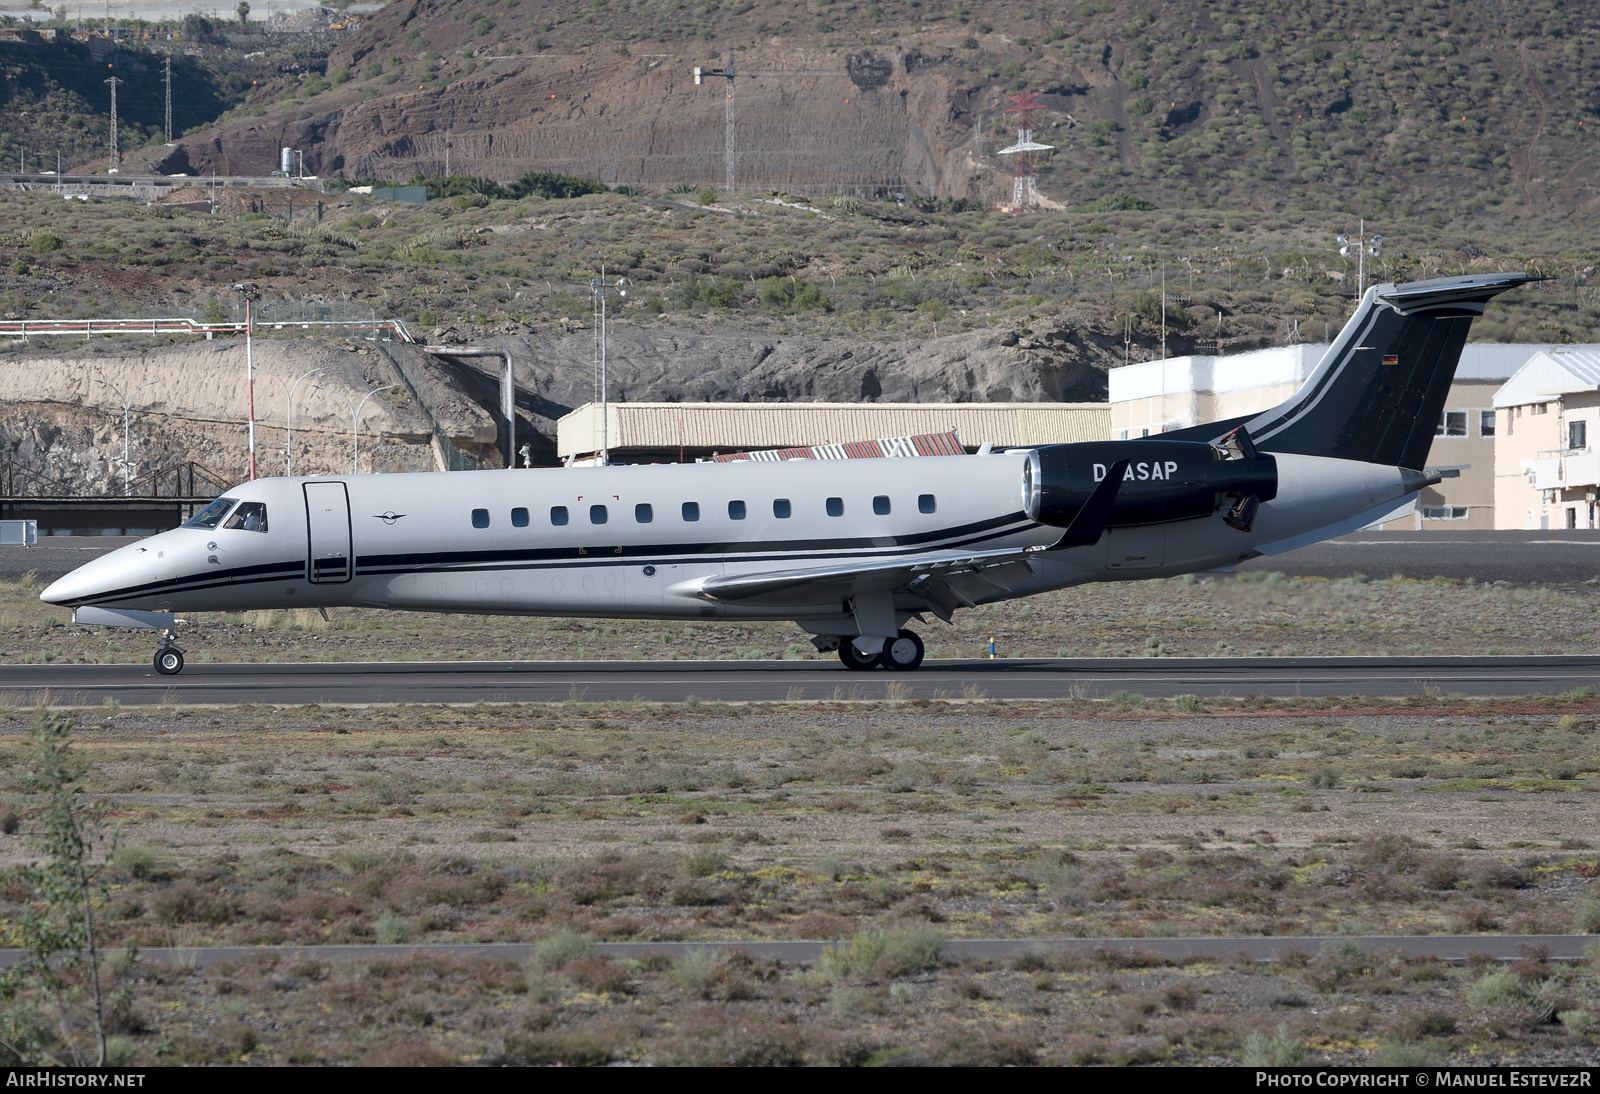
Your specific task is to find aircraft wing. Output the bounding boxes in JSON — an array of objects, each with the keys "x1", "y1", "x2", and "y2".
[
  {"x1": 689, "y1": 544, "x2": 1055, "y2": 616},
  {"x1": 690, "y1": 457, "x2": 1126, "y2": 617}
]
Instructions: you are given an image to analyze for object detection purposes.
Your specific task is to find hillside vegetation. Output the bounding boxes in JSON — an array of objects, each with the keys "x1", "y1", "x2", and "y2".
[
  {"x1": 110, "y1": 0, "x2": 1600, "y2": 220},
  {"x1": 1, "y1": 181, "x2": 1596, "y2": 357}
]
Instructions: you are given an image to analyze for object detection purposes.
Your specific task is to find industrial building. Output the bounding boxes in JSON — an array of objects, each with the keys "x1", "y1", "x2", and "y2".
[
  {"x1": 1110, "y1": 343, "x2": 1598, "y2": 530},
  {"x1": 555, "y1": 402, "x2": 1109, "y2": 463}
]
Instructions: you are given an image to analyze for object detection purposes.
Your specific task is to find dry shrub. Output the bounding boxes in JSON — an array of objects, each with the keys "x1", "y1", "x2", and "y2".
[
  {"x1": 1162, "y1": 980, "x2": 1199, "y2": 1011},
  {"x1": 929, "y1": 1021, "x2": 1038, "y2": 1066},
  {"x1": 1453, "y1": 904, "x2": 1502, "y2": 932},
  {"x1": 1093, "y1": 945, "x2": 1170, "y2": 970},
  {"x1": 807, "y1": 1030, "x2": 879, "y2": 1067},
  {"x1": 1115, "y1": 993, "x2": 1161, "y2": 1033},
  {"x1": 566, "y1": 955, "x2": 631, "y2": 995},
  {"x1": 656, "y1": 1006, "x2": 806, "y2": 1067},
  {"x1": 503, "y1": 1029, "x2": 617, "y2": 1066},
  {"x1": 1396, "y1": 1009, "x2": 1459, "y2": 1039},
  {"x1": 1472, "y1": 861, "x2": 1531, "y2": 890},
  {"x1": 556, "y1": 854, "x2": 673, "y2": 905},
  {"x1": 385, "y1": 857, "x2": 507, "y2": 910},
  {"x1": 150, "y1": 883, "x2": 240, "y2": 926},
  {"x1": 362, "y1": 1041, "x2": 459, "y2": 1066}
]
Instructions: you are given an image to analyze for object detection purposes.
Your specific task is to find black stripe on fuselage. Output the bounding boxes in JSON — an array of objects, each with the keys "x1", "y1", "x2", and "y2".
[{"x1": 61, "y1": 513, "x2": 1040, "y2": 608}]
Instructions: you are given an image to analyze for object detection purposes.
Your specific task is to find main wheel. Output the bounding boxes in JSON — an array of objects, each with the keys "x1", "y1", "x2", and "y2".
[
  {"x1": 153, "y1": 648, "x2": 184, "y2": 676},
  {"x1": 878, "y1": 629, "x2": 925, "y2": 672},
  {"x1": 838, "y1": 640, "x2": 880, "y2": 671}
]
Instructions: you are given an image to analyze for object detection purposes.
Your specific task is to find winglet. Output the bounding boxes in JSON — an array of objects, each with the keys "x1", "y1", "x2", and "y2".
[{"x1": 1051, "y1": 457, "x2": 1127, "y2": 549}]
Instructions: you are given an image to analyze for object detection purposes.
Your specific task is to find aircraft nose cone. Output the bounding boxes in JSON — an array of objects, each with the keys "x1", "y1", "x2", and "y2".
[{"x1": 38, "y1": 542, "x2": 147, "y2": 607}]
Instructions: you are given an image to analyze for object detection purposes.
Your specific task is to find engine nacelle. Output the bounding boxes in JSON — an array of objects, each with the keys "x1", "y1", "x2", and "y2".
[{"x1": 1023, "y1": 439, "x2": 1278, "y2": 529}]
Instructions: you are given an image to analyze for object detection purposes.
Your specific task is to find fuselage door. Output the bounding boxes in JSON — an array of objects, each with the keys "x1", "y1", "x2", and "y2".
[{"x1": 304, "y1": 481, "x2": 353, "y2": 584}]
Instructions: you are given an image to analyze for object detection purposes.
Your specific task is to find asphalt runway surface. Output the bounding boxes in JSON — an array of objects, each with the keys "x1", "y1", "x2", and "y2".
[
  {"x1": 8, "y1": 530, "x2": 1600, "y2": 586},
  {"x1": 0, "y1": 936, "x2": 1584, "y2": 970},
  {"x1": 3, "y1": 655, "x2": 1598, "y2": 705}
]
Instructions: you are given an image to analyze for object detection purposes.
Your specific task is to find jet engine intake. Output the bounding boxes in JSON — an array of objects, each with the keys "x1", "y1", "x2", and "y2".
[{"x1": 1024, "y1": 440, "x2": 1278, "y2": 530}]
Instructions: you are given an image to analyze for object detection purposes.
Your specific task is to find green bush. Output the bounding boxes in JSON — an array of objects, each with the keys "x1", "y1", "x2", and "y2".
[
  {"x1": 1465, "y1": 968, "x2": 1529, "y2": 1009},
  {"x1": 28, "y1": 232, "x2": 62, "y2": 254},
  {"x1": 1306, "y1": 767, "x2": 1342, "y2": 789},
  {"x1": 1574, "y1": 893, "x2": 1600, "y2": 933},
  {"x1": 817, "y1": 927, "x2": 946, "y2": 982},
  {"x1": 1375, "y1": 1041, "x2": 1440, "y2": 1066},
  {"x1": 1241, "y1": 1023, "x2": 1304, "y2": 1066},
  {"x1": 1558, "y1": 1010, "x2": 1593, "y2": 1036},
  {"x1": 531, "y1": 926, "x2": 593, "y2": 970}
]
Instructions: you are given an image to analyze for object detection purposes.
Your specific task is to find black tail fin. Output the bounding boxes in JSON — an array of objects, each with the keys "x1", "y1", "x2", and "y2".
[{"x1": 1170, "y1": 273, "x2": 1533, "y2": 469}]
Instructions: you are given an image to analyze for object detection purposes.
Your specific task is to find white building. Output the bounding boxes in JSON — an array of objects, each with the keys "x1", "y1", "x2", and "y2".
[
  {"x1": 1110, "y1": 343, "x2": 1598, "y2": 531},
  {"x1": 1492, "y1": 350, "x2": 1600, "y2": 529}
]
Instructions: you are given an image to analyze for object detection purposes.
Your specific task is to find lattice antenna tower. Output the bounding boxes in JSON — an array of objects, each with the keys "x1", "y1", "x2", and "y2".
[
  {"x1": 997, "y1": 92, "x2": 1053, "y2": 209},
  {"x1": 104, "y1": 75, "x2": 122, "y2": 171},
  {"x1": 163, "y1": 55, "x2": 172, "y2": 144}
]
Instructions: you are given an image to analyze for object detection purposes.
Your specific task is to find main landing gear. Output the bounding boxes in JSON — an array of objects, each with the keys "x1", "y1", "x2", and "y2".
[
  {"x1": 153, "y1": 630, "x2": 185, "y2": 676},
  {"x1": 837, "y1": 630, "x2": 925, "y2": 672}
]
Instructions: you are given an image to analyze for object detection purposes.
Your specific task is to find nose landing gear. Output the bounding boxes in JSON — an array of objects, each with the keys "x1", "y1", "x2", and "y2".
[{"x1": 153, "y1": 630, "x2": 186, "y2": 676}]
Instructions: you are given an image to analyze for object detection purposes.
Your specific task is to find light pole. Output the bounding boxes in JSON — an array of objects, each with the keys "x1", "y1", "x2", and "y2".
[
  {"x1": 251, "y1": 364, "x2": 333, "y2": 476},
  {"x1": 233, "y1": 281, "x2": 261, "y2": 479},
  {"x1": 1336, "y1": 221, "x2": 1383, "y2": 298},
  {"x1": 351, "y1": 386, "x2": 399, "y2": 474},
  {"x1": 588, "y1": 268, "x2": 628, "y2": 463},
  {"x1": 94, "y1": 373, "x2": 159, "y2": 496},
  {"x1": 317, "y1": 384, "x2": 401, "y2": 474}
]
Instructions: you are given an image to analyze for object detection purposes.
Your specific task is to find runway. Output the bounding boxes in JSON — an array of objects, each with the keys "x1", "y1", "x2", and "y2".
[{"x1": 4, "y1": 654, "x2": 1599, "y2": 705}]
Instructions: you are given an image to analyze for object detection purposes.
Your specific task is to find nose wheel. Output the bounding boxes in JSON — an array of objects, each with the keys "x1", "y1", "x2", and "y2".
[{"x1": 153, "y1": 640, "x2": 185, "y2": 676}]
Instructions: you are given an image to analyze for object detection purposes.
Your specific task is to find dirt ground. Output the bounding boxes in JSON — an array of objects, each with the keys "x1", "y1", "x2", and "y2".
[
  {"x1": 0, "y1": 694, "x2": 1597, "y2": 1065},
  {"x1": 7, "y1": 570, "x2": 1600, "y2": 667}
]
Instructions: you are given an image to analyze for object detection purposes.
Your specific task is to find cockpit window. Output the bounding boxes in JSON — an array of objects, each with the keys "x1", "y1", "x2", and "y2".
[
  {"x1": 223, "y1": 502, "x2": 269, "y2": 533},
  {"x1": 184, "y1": 497, "x2": 238, "y2": 529}
]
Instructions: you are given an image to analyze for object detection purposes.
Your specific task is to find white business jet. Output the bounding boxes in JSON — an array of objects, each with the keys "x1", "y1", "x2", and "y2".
[{"x1": 41, "y1": 273, "x2": 1531, "y2": 674}]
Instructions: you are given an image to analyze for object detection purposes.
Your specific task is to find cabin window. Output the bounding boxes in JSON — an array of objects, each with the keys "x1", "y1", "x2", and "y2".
[
  {"x1": 682, "y1": 502, "x2": 700, "y2": 522},
  {"x1": 728, "y1": 500, "x2": 747, "y2": 520},
  {"x1": 184, "y1": 497, "x2": 238, "y2": 529},
  {"x1": 511, "y1": 507, "x2": 529, "y2": 528},
  {"x1": 873, "y1": 495, "x2": 891, "y2": 516},
  {"x1": 773, "y1": 498, "x2": 791, "y2": 518},
  {"x1": 635, "y1": 503, "x2": 653, "y2": 523},
  {"x1": 590, "y1": 504, "x2": 608, "y2": 525},
  {"x1": 1435, "y1": 411, "x2": 1467, "y2": 438},
  {"x1": 223, "y1": 502, "x2": 268, "y2": 532},
  {"x1": 550, "y1": 506, "x2": 569, "y2": 526},
  {"x1": 471, "y1": 508, "x2": 490, "y2": 529},
  {"x1": 918, "y1": 494, "x2": 936, "y2": 514},
  {"x1": 826, "y1": 497, "x2": 844, "y2": 517}
]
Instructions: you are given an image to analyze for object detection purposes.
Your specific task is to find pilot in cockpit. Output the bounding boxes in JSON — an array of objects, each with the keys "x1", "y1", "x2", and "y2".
[{"x1": 223, "y1": 502, "x2": 269, "y2": 533}]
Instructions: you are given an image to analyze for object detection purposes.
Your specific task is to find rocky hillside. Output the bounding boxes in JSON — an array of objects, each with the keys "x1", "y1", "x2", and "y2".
[{"x1": 137, "y1": 0, "x2": 1600, "y2": 217}]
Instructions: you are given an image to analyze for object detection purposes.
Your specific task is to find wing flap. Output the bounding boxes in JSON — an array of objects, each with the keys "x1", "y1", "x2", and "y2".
[{"x1": 689, "y1": 544, "x2": 1047, "y2": 607}]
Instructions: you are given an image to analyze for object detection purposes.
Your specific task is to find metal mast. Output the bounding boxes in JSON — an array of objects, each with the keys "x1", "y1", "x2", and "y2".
[
  {"x1": 723, "y1": 51, "x2": 734, "y2": 191},
  {"x1": 996, "y1": 92, "x2": 1052, "y2": 209},
  {"x1": 163, "y1": 55, "x2": 172, "y2": 143},
  {"x1": 104, "y1": 75, "x2": 122, "y2": 171},
  {"x1": 693, "y1": 52, "x2": 845, "y2": 195}
]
